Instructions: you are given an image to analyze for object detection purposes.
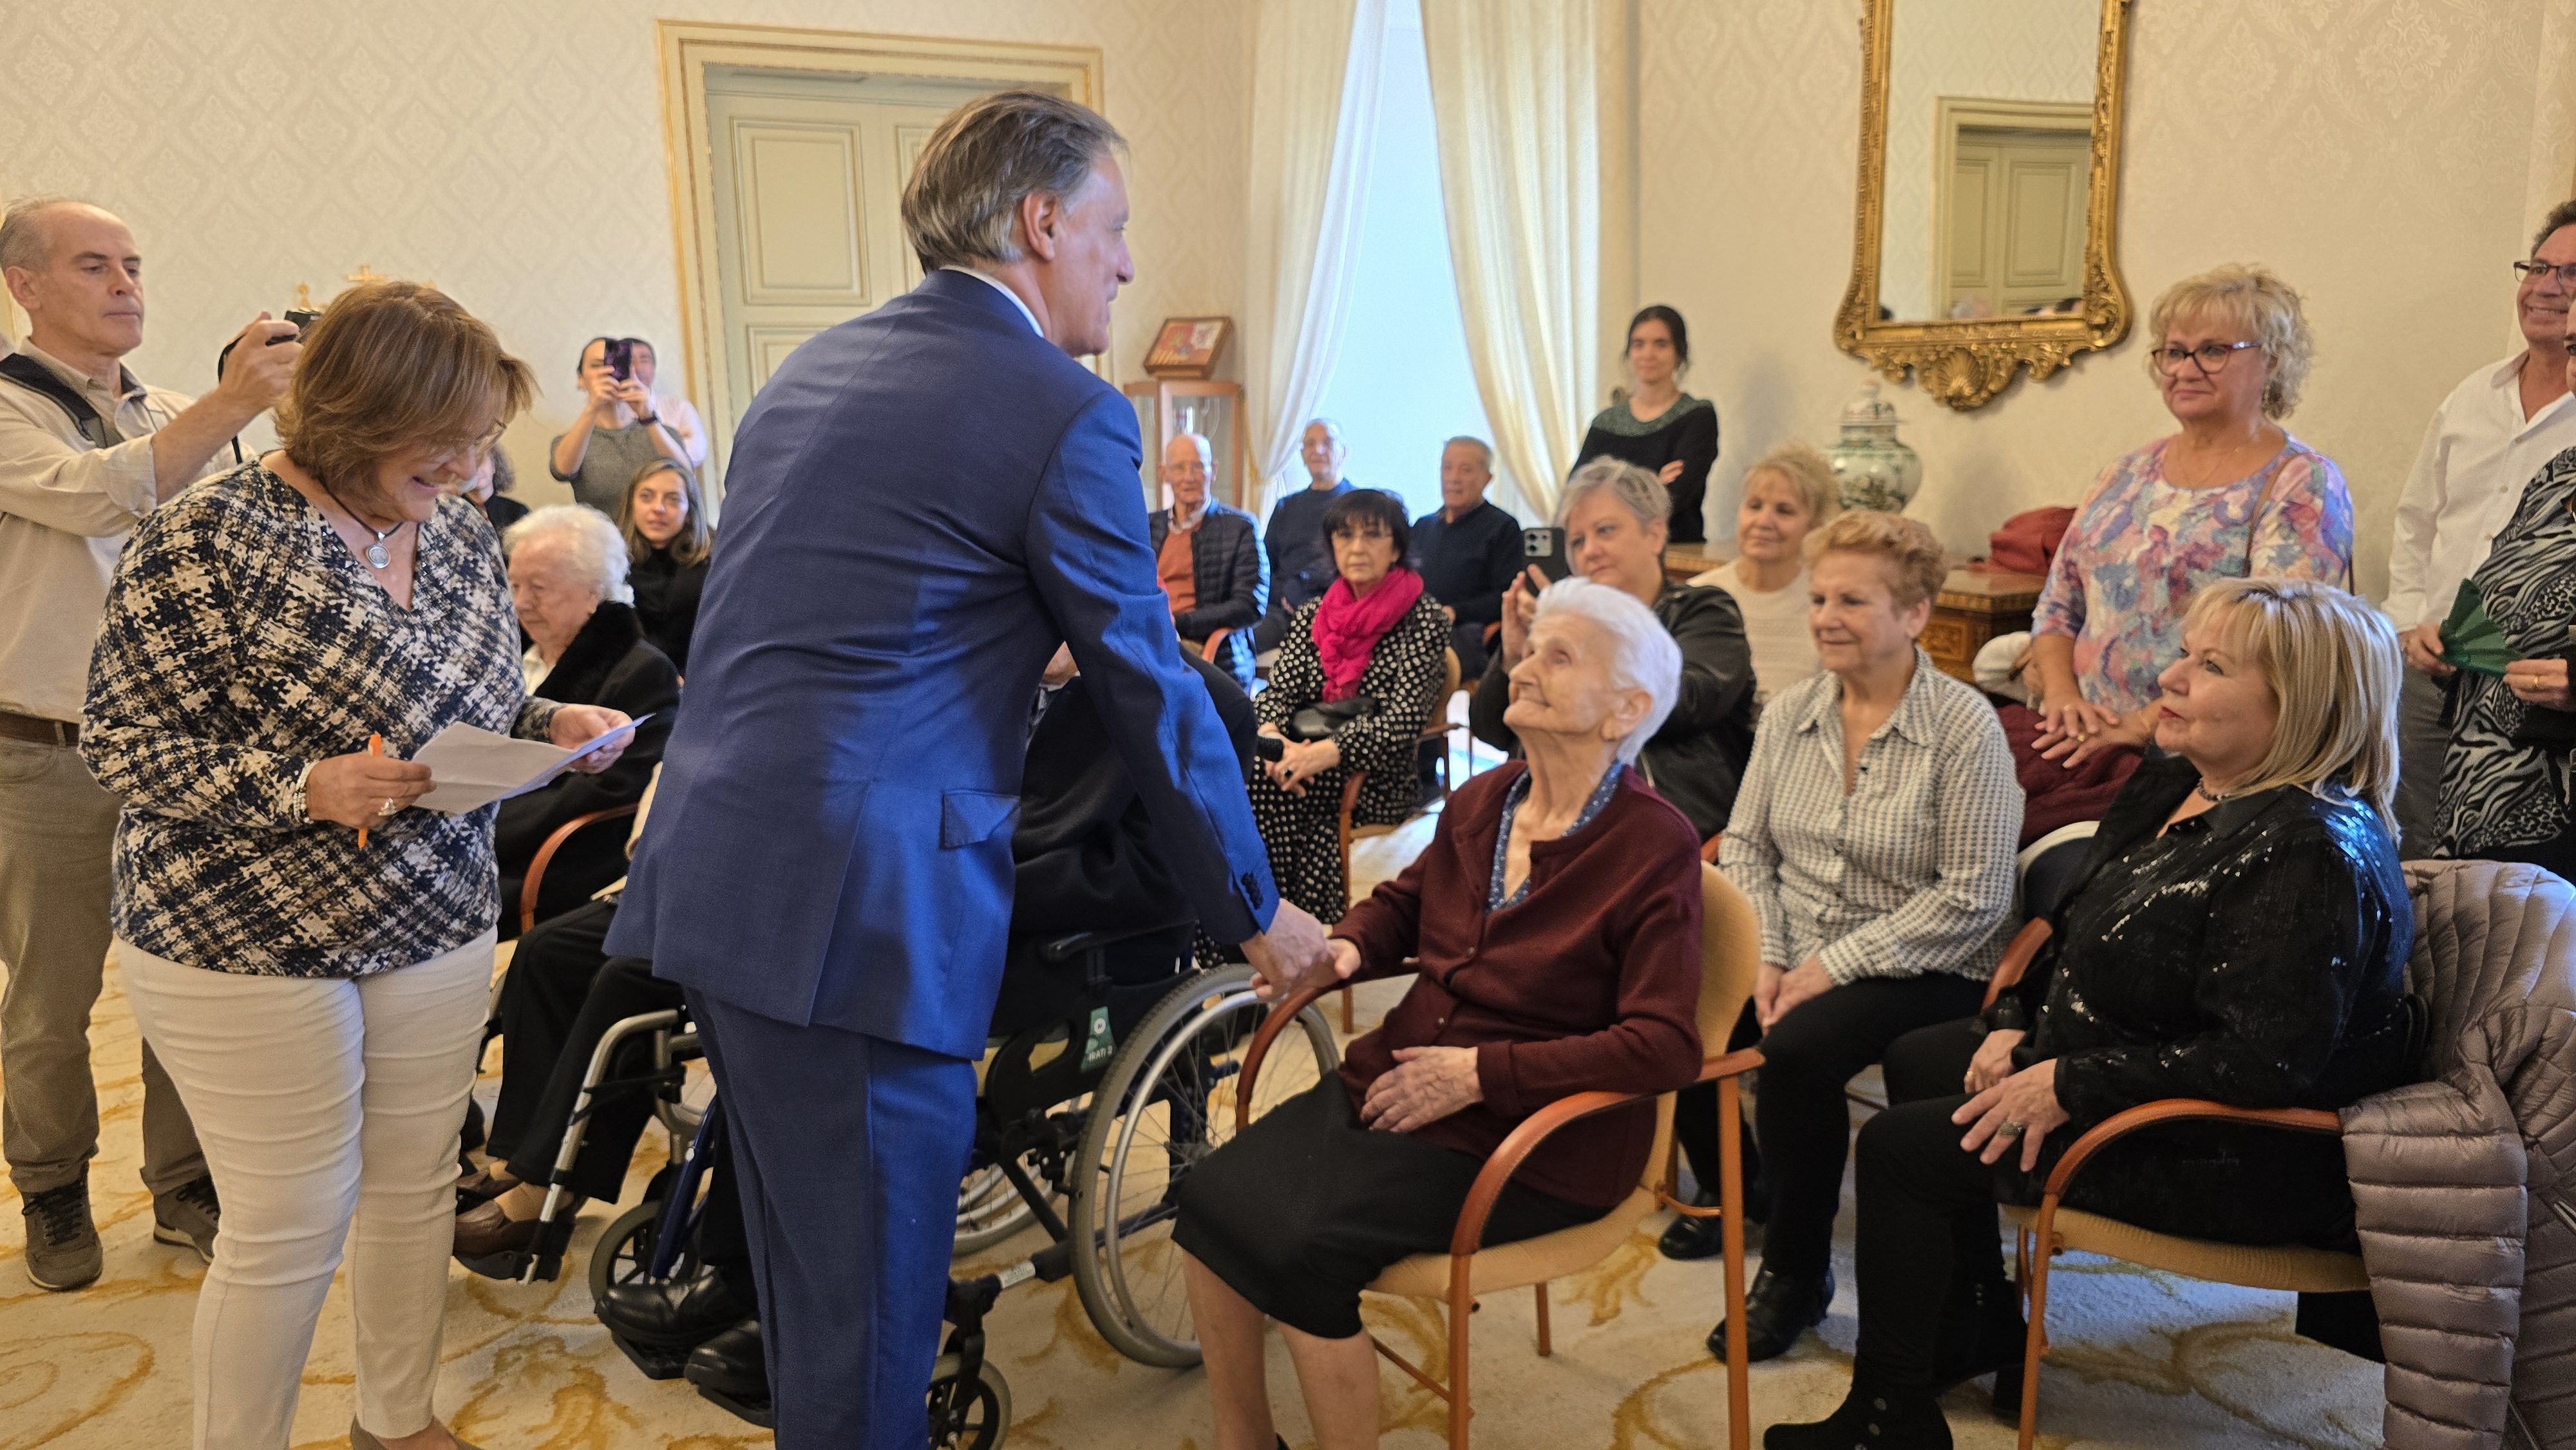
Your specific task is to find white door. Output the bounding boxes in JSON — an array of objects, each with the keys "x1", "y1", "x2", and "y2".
[
  {"x1": 701, "y1": 69, "x2": 994, "y2": 458},
  {"x1": 1942, "y1": 126, "x2": 2089, "y2": 319}
]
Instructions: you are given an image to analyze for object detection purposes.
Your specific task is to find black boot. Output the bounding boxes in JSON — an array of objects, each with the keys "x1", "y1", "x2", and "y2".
[
  {"x1": 1930, "y1": 1271, "x2": 2029, "y2": 1415},
  {"x1": 1705, "y1": 1265, "x2": 1833, "y2": 1363},
  {"x1": 599, "y1": 1266, "x2": 756, "y2": 1348},
  {"x1": 1763, "y1": 1376, "x2": 1952, "y2": 1450},
  {"x1": 685, "y1": 1317, "x2": 766, "y2": 1399}
]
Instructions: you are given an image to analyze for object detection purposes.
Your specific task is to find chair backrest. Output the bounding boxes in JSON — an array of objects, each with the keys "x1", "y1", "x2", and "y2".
[
  {"x1": 1636, "y1": 863, "x2": 1764, "y2": 1193},
  {"x1": 2403, "y1": 860, "x2": 2576, "y2": 1076},
  {"x1": 1438, "y1": 647, "x2": 1462, "y2": 707},
  {"x1": 2015, "y1": 818, "x2": 2099, "y2": 923}
]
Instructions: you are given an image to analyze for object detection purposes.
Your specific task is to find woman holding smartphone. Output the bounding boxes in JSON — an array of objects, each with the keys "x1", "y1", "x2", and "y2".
[{"x1": 548, "y1": 336, "x2": 690, "y2": 516}]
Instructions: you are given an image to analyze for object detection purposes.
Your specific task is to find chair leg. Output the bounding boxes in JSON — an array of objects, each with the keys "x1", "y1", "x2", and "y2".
[
  {"x1": 1719, "y1": 1076, "x2": 1752, "y2": 1450},
  {"x1": 2016, "y1": 1229, "x2": 2054, "y2": 1450},
  {"x1": 1533, "y1": 1281, "x2": 1552, "y2": 1357},
  {"x1": 1449, "y1": 1266, "x2": 1476, "y2": 1450},
  {"x1": 1340, "y1": 986, "x2": 1354, "y2": 1034}
]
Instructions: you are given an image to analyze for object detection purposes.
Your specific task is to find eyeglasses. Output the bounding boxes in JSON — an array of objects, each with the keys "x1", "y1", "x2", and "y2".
[
  {"x1": 2514, "y1": 260, "x2": 2576, "y2": 288},
  {"x1": 2153, "y1": 341, "x2": 2259, "y2": 379}
]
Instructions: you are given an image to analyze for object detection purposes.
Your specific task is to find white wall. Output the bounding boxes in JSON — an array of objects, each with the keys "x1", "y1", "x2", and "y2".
[
  {"x1": 1639, "y1": 0, "x2": 2565, "y2": 599},
  {"x1": 0, "y1": 0, "x2": 1251, "y2": 507}
]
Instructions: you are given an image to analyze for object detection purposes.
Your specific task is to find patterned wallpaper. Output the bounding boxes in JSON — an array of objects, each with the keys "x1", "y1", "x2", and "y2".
[
  {"x1": 1639, "y1": 0, "x2": 2564, "y2": 599},
  {"x1": 0, "y1": 0, "x2": 1251, "y2": 506}
]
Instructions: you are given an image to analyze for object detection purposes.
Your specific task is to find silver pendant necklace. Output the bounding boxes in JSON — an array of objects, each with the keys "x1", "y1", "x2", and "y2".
[{"x1": 317, "y1": 476, "x2": 400, "y2": 569}]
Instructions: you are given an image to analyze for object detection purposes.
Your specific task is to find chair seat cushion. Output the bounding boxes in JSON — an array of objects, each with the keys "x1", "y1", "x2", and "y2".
[
  {"x1": 2004, "y1": 1204, "x2": 2367, "y2": 1294},
  {"x1": 1368, "y1": 1183, "x2": 1660, "y2": 1298}
]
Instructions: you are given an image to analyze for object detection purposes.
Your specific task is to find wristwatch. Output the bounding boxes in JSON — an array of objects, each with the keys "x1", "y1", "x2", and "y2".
[{"x1": 636, "y1": 411, "x2": 659, "y2": 427}]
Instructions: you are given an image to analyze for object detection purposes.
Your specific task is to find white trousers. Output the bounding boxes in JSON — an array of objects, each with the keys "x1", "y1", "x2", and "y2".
[{"x1": 119, "y1": 931, "x2": 495, "y2": 1450}]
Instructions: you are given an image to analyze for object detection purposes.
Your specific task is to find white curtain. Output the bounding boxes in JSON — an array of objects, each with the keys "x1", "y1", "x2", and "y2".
[
  {"x1": 1419, "y1": 0, "x2": 1604, "y2": 522},
  {"x1": 1242, "y1": 0, "x2": 1388, "y2": 516}
]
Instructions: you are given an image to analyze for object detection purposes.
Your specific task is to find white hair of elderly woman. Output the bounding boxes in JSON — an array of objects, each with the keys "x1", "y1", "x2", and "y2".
[
  {"x1": 1530, "y1": 576, "x2": 1681, "y2": 762},
  {"x1": 505, "y1": 504, "x2": 633, "y2": 605}
]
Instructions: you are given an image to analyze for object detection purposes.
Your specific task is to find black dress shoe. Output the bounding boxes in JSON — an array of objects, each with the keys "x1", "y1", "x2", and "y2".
[
  {"x1": 1706, "y1": 1265, "x2": 1833, "y2": 1363},
  {"x1": 685, "y1": 1317, "x2": 766, "y2": 1399},
  {"x1": 1658, "y1": 1189, "x2": 1764, "y2": 1260},
  {"x1": 599, "y1": 1266, "x2": 756, "y2": 1348},
  {"x1": 1763, "y1": 1379, "x2": 1952, "y2": 1450}
]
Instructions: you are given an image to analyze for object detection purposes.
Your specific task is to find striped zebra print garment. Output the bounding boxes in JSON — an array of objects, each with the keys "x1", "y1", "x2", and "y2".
[{"x1": 2438, "y1": 446, "x2": 2576, "y2": 858}]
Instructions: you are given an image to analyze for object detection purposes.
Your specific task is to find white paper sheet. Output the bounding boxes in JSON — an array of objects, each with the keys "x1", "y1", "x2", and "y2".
[{"x1": 410, "y1": 716, "x2": 649, "y2": 814}]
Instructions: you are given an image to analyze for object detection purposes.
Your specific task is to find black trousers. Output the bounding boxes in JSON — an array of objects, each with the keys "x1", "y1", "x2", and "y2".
[
  {"x1": 487, "y1": 898, "x2": 686, "y2": 1200},
  {"x1": 1672, "y1": 1002, "x2": 1764, "y2": 1207},
  {"x1": 1754, "y1": 973, "x2": 1987, "y2": 1279}
]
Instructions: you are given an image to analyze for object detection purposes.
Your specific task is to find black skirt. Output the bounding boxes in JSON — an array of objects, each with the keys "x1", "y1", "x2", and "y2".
[{"x1": 1172, "y1": 1080, "x2": 1603, "y2": 1339}]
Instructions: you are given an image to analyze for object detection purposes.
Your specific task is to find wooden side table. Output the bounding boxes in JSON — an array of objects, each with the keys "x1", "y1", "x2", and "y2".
[
  {"x1": 1663, "y1": 544, "x2": 1726, "y2": 584},
  {"x1": 1924, "y1": 567, "x2": 2045, "y2": 683}
]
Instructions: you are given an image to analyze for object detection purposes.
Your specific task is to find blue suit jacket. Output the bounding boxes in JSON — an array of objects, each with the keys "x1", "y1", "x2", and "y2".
[{"x1": 605, "y1": 270, "x2": 1277, "y2": 1059}]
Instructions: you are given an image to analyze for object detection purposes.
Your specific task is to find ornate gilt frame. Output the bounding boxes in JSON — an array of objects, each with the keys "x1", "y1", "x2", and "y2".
[{"x1": 1832, "y1": 0, "x2": 2137, "y2": 411}]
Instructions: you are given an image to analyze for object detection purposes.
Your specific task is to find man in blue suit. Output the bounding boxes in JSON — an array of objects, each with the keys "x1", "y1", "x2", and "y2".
[{"x1": 605, "y1": 91, "x2": 1334, "y2": 1445}]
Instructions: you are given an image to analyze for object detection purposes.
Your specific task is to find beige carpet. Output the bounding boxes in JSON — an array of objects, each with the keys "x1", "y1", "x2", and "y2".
[{"x1": 4, "y1": 798, "x2": 2385, "y2": 1449}]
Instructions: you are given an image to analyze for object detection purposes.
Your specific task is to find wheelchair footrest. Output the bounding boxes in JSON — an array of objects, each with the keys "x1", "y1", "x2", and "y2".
[
  {"x1": 455, "y1": 1247, "x2": 536, "y2": 1282},
  {"x1": 607, "y1": 1332, "x2": 692, "y2": 1382},
  {"x1": 696, "y1": 1384, "x2": 775, "y2": 1429}
]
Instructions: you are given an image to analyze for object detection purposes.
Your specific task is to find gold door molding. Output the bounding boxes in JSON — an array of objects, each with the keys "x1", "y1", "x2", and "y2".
[
  {"x1": 1832, "y1": 0, "x2": 2137, "y2": 411},
  {"x1": 658, "y1": 21, "x2": 1104, "y2": 498}
]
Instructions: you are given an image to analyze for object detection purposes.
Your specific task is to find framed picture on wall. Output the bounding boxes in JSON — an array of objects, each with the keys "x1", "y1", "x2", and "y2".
[{"x1": 1144, "y1": 315, "x2": 1233, "y2": 379}]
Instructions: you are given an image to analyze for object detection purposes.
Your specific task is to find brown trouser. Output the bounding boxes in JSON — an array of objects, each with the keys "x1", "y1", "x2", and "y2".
[{"x1": 0, "y1": 734, "x2": 203, "y2": 1196}]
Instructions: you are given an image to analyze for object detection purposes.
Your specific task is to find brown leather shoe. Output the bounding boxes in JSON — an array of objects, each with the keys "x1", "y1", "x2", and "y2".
[{"x1": 451, "y1": 1197, "x2": 544, "y2": 1261}]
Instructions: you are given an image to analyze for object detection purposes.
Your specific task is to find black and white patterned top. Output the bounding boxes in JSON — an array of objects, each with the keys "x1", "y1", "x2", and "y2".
[
  {"x1": 1718, "y1": 648, "x2": 2021, "y2": 983},
  {"x1": 82, "y1": 462, "x2": 558, "y2": 978},
  {"x1": 2439, "y1": 446, "x2": 2576, "y2": 857}
]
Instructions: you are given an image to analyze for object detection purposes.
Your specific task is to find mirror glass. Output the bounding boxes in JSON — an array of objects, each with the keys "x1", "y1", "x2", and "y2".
[{"x1": 1875, "y1": 0, "x2": 2100, "y2": 325}]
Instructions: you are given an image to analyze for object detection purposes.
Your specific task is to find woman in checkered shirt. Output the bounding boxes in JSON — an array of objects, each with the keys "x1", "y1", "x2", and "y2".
[{"x1": 1707, "y1": 510, "x2": 2022, "y2": 1366}]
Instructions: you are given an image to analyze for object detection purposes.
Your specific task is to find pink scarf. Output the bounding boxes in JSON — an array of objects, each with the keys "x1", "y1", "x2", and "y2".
[{"x1": 1311, "y1": 567, "x2": 1424, "y2": 702}]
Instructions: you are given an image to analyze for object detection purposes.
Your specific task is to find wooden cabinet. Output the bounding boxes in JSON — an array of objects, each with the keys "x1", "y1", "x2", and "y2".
[
  {"x1": 1924, "y1": 567, "x2": 2043, "y2": 683},
  {"x1": 1123, "y1": 380, "x2": 1249, "y2": 514}
]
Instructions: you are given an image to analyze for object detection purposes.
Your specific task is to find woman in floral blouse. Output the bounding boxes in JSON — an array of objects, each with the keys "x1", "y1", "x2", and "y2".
[
  {"x1": 2027, "y1": 264, "x2": 2353, "y2": 768},
  {"x1": 83, "y1": 281, "x2": 630, "y2": 1450}
]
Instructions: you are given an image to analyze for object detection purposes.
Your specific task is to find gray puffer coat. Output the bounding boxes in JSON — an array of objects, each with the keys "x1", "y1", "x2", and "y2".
[{"x1": 2344, "y1": 860, "x2": 2576, "y2": 1449}]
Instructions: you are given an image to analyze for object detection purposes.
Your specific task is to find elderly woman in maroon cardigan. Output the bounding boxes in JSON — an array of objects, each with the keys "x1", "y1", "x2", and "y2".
[{"x1": 1175, "y1": 576, "x2": 1709, "y2": 1450}]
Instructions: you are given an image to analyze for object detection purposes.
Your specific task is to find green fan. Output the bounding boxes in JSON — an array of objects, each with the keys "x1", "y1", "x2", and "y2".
[{"x1": 2439, "y1": 579, "x2": 2512, "y2": 677}]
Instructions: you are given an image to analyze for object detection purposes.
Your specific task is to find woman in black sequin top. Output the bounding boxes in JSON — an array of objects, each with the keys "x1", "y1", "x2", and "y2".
[{"x1": 1768, "y1": 578, "x2": 2418, "y2": 1450}]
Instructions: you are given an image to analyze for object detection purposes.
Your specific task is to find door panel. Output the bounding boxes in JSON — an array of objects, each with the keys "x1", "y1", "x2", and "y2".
[{"x1": 733, "y1": 124, "x2": 869, "y2": 304}]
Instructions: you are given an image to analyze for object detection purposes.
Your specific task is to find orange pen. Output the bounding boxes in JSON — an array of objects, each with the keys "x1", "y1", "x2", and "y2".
[{"x1": 359, "y1": 733, "x2": 382, "y2": 848}]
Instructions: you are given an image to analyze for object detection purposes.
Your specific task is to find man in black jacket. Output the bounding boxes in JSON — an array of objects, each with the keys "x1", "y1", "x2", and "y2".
[
  {"x1": 1148, "y1": 432, "x2": 1266, "y2": 689},
  {"x1": 1408, "y1": 435, "x2": 1521, "y2": 679}
]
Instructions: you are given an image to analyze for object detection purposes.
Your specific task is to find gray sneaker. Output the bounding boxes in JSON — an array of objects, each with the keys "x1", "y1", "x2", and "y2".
[
  {"x1": 153, "y1": 1175, "x2": 220, "y2": 1263},
  {"x1": 22, "y1": 1179, "x2": 102, "y2": 1290}
]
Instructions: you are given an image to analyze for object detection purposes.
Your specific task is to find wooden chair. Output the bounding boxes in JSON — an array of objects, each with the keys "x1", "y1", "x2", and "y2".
[
  {"x1": 516, "y1": 804, "x2": 640, "y2": 937},
  {"x1": 1331, "y1": 648, "x2": 1464, "y2": 1031},
  {"x1": 1238, "y1": 863, "x2": 1765, "y2": 1449},
  {"x1": 1198, "y1": 627, "x2": 1232, "y2": 665}
]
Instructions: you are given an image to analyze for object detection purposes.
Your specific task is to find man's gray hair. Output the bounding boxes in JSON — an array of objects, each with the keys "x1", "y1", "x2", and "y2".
[
  {"x1": 1530, "y1": 576, "x2": 1680, "y2": 764},
  {"x1": 1555, "y1": 456, "x2": 1668, "y2": 532},
  {"x1": 0, "y1": 195, "x2": 83, "y2": 274},
  {"x1": 1443, "y1": 435, "x2": 1493, "y2": 471},
  {"x1": 506, "y1": 504, "x2": 633, "y2": 605},
  {"x1": 902, "y1": 91, "x2": 1124, "y2": 272}
]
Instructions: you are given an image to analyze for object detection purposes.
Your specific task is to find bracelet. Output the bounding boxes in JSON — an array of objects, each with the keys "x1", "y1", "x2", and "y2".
[{"x1": 292, "y1": 759, "x2": 319, "y2": 822}]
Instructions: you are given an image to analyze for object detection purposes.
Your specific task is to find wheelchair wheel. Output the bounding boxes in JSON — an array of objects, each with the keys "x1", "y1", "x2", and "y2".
[
  {"x1": 1068, "y1": 964, "x2": 1338, "y2": 1367},
  {"x1": 926, "y1": 1351, "x2": 1010, "y2": 1449},
  {"x1": 954, "y1": 1156, "x2": 1044, "y2": 1257},
  {"x1": 588, "y1": 1198, "x2": 701, "y2": 1310}
]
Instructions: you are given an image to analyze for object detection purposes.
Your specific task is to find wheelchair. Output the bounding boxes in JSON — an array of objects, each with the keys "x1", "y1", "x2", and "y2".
[{"x1": 545, "y1": 919, "x2": 1339, "y2": 1443}]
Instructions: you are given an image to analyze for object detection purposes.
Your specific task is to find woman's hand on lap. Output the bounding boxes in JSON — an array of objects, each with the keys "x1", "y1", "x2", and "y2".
[
  {"x1": 1953, "y1": 1059, "x2": 2068, "y2": 1172},
  {"x1": 1360, "y1": 1046, "x2": 1482, "y2": 1133},
  {"x1": 1964, "y1": 1028, "x2": 2024, "y2": 1094},
  {"x1": 1758, "y1": 957, "x2": 1833, "y2": 1030},
  {"x1": 305, "y1": 750, "x2": 433, "y2": 830},
  {"x1": 549, "y1": 704, "x2": 634, "y2": 773},
  {"x1": 1272, "y1": 737, "x2": 1340, "y2": 796}
]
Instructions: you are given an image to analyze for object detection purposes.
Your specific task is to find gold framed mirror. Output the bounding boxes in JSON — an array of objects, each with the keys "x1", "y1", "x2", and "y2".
[{"x1": 1833, "y1": 0, "x2": 2137, "y2": 410}]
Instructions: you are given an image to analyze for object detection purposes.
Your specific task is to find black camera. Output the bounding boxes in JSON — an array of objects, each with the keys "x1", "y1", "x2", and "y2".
[{"x1": 214, "y1": 306, "x2": 321, "y2": 381}]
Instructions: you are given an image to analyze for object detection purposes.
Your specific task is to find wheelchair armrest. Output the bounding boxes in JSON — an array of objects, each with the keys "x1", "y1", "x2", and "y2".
[
  {"x1": 520, "y1": 804, "x2": 641, "y2": 937},
  {"x1": 1980, "y1": 918, "x2": 2052, "y2": 1010},
  {"x1": 2039, "y1": 1097, "x2": 2342, "y2": 1201},
  {"x1": 1452, "y1": 1045, "x2": 1764, "y2": 1258},
  {"x1": 1036, "y1": 919, "x2": 1197, "y2": 965}
]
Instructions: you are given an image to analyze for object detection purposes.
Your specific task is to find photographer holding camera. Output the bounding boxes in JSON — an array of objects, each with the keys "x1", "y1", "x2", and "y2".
[
  {"x1": 0, "y1": 195, "x2": 301, "y2": 1290},
  {"x1": 549, "y1": 335, "x2": 690, "y2": 516}
]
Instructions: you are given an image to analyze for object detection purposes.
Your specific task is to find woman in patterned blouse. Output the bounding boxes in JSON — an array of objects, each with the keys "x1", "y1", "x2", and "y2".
[
  {"x1": 82, "y1": 281, "x2": 632, "y2": 1450},
  {"x1": 2027, "y1": 265, "x2": 2354, "y2": 771}
]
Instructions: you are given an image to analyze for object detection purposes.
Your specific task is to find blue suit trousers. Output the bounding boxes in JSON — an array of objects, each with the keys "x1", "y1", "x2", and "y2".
[{"x1": 687, "y1": 990, "x2": 978, "y2": 1448}]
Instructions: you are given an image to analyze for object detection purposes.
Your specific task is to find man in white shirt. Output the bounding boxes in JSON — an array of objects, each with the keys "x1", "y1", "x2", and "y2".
[
  {"x1": 2385, "y1": 200, "x2": 2576, "y2": 854},
  {"x1": 0, "y1": 196, "x2": 296, "y2": 1289},
  {"x1": 629, "y1": 337, "x2": 710, "y2": 470}
]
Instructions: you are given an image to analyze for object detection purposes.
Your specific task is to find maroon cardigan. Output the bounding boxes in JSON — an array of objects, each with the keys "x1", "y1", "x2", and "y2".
[{"x1": 1331, "y1": 762, "x2": 1705, "y2": 1209}]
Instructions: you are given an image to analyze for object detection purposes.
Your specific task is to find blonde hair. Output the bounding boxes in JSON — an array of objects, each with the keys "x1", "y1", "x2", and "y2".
[
  {"x1": 2145, "y1": 263, "x2": 2315, "y2": 419},
  {"x1": 1739, "y1": 442, "x2": 1841, "y2": 532},
  {"x1": 2181, "y1": 577, "x2": 2400, "y2": 831},
  {"x1": 276, "y1": 280, "x2": 533, "y2": 498},
  {"x1": 1810, "y1": 509, "x2": 1947, "y2": 607}
]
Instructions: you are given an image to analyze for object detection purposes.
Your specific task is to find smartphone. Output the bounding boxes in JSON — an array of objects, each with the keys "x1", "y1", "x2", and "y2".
[
  {"x1": 603, "y1": 338, "x2": 634, "y2": 382},
  {"x1": 1522, "y1": 526, "x2": 1573, "y2": 583}
]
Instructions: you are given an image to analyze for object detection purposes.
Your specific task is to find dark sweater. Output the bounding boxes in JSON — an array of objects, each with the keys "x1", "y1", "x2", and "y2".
[
  {"x1": 1575, "y1": 395, "x2": 1719, "y2": 543},
  {"x1": 629, "y1": 545, "x2": 709, "y2": 675},
  {"x1": 1149, "y1": 503, "x2": 1266, "y2": 686},
  {"x1": 1330, "y1": 762, "x2": 1705, "y2": 1208},
  {"x1": 1410, "y1": 498, "x2": 1522, "y2": 630},
  {"x1": 1263, "y1": 479, "x2": 1356, "y2": 617},
  {"x1": 497, "y1": 602, "x2": 679, "y2": 889}
]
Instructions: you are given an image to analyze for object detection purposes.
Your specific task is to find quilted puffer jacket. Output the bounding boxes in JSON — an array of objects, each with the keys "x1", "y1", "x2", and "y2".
[{"x1": 2342, "y1": 860, "x2": 2576, "y2": 1450}]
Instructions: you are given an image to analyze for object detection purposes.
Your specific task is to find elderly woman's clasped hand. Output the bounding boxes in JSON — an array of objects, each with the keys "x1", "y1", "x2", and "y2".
[
  {"x1": 1360, "y1": 1045, "x2": 1484, "y2": 1133},
  {"x1": 1258, "y1": 722, "x2": 1340, "y2": 796},
  {"x1": 1952, "y1": 1057, "x2": 2067, "y2": 1172}
]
